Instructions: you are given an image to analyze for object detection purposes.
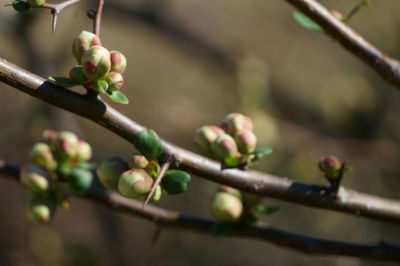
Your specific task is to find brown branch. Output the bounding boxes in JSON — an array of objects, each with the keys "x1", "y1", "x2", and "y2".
[
  {"x1": 0, "y1": 58, "x2": 400, "y2": 224},
  {"x1": 1, "y1": 160, "x2": 399, "y2": 262},
  {"x1": 284, "y1": 0, "x2": 400, "y2": 91}
]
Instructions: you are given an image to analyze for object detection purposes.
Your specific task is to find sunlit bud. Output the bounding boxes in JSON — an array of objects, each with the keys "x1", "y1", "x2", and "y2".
[
  {"x1": 318, "y1": 156, "x2": 341, "y2": 178},
  {"x1": 105, "y1": 71, "x2": 124, "y2": 90},
  {"x1": 211, "y1": 134, "x2": 241, "y2": 167},
  {"x1": 72, "y1": 31, "x2": 102, "y2": 63},
  {"x1": 26, "y1": 198, "x2": 55, "y2": 223},
  {"x1": 221, "y1": 113, "x2": 253, "y2": 136},
  {"x1": 29, "y1": 143, "x2": 57, "y2": 171},
  {"x1": 69, "y1": 65, "x2": 86, "y2": 85},
  {"x1": 76, "y1": 140, "x2": 92, "y2": 161},
  {"x1": 27, "y1": 0, "x2": 46, "y2": 7},
  {"x1": 118, "y1": 169, "x2": 153, "y2": 198},
  {"x1": 145, "y1": 160, "x2": 161, "y2": 179},
  {"x1": 194, "y1": 125, "x2": 225, "y2": 154},
  {"x1": 55, "y1": 131, "x2": 79, "y2": 161},
  {"x1": 97, "y1": 157, "x2": 129, "y2": 190},
  {"x1": 234, "y1": 130, "x2": 257, "y2": 155},
  {"x1": 110, "y1": 50, "x2": 127, "y2": 74},
  {"x1": 211, "y1": 192, "x2": 243, "y2": 222},
  {"x1": 128, "y1": 155, "x2": 148, "y2": 169},
  {"x1": 20, "y1": 164, "x2": 49, "y2": 195},
  {"x1": 81, "y1": 46, "x2": 111, "y2": 81}
]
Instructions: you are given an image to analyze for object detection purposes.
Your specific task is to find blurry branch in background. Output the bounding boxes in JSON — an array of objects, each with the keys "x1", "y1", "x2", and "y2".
[
  {"x1": 1, "y1": 58, "x2": 400, "y2": 224},
  {"x1": 285, "y1": 0, "x2": 400, "y2": 92},
  {"x1": 1, "y1": 161, "x2": 399, "y2": 262}
]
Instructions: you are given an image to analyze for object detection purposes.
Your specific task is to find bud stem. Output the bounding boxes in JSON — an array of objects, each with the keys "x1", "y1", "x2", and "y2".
[{"x1": 329, "y1": 162, "x2": 346, "y2": 196}]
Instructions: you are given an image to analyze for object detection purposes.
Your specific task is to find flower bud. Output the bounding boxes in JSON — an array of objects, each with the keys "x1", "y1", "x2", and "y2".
[
  {"x1": 128, "y1": 155, "x2": 148, "y2": 169},
  {"x1": 194, "y1": 125, "x2": 225, "y2": 154},
  {"x1": 218, "y1": 185, "x2": 242, "y2": 199},
  {"x1": 29, "y1": 143, "x2": 57, "y2": 171},
  {"x1": 234, "y1": 130, "x2": 257, "y2": 155},
  {"x1": 118, "y1": 169, "x2": 153, "y2": 198},
  {"x1": 26, "y1": 199, "x2": 55, "y2": 223},
  {"x1": 55, "y1": 131, "x2": 79, "y2": 161},
  {"x1": 76, "y1": 140, "x2": 92, "y2": 161},
  {"x1": 81, "y1": 46, "x2": 111, "y2": 81},
  {"x1": 97, "y1": 157, "x2": 128, "y2": 190},
  {"x1": 105, "y1": 71, "x2": 124, "y2": 90},
  {"x1": 151, "y1": 185, "x2": 162, "y2": 202},
  {"x1": 318, "y1": 156, "x2": 341, "y2": 178},
  {"x1": 42, "y1": 129, "x2": 58, "y2": 144},
  {"x1": 20, "y1": 164, "x2": 49, "y2": 195},
  {"x1": 27, "y1": 0, "x2": 46, "y2": 7},
  {"x1": 69, "y1": 65, "x2": 86, "y2": 85},
  {"x1": 110, "y1": 50, "x2": 127, "y2": 74},
  {"x1": 211, "y1": 134, "x2": 241, "y2": 167},
  {"x1": 221, "y1": 113, "x2": 253, "y2": 136},
  {"x1": 211, "y1": 192, "x2": 243, "y2": 222},
  {"x1": 145, "y1": 160, "x2": 161, "y2": 179},
  {"x1": 72, "y1": 31, "x2": 102, "y2": 63},
  {"x1": 68, "y1": 168, "x2": 93, "y2": 195}
]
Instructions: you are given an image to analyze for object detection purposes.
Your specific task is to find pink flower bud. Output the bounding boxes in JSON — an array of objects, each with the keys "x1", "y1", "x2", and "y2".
[
  {"x1": 128, "y1": 155, "x2": 148, "y2": 169},
  {"x1": 318, "y1": 156, "x2": 341, "y2": 178},
  {"x1": 211, "y1": 192, "x2": 243, "y2": 221},
  {"x1": 105, "y1": 71, "x2": 124, "y2": 90},
  {"x1": 234, "y1": 130, "x2": 257, "y2": 154},
  {"x1": 76, "y1": 140, "x2": 92, "y2": 161},
  {"x1": 81, "y1": 46, "x2": 111, "y2": 81},
  {"x1": 72, "y1": 31, "x2": 102, "y2": 63},
  {"x1": 118, "y1": 169, "x2": 153, "y2": 198},
  {"x1": 29, "y1": 143, "x2": 57, "y2": 171},
  {"x1": 42, "y1": 129, "x2": 58, "y2": 143},
  {"x1": 194, "y1": 125, "x2": 225, "y2": 154},
  {"x1": 27, "y1": 0, "x2": 46, "y2": 7},
  {"x1": 221, "y1": 113, "x2": 253, "y2": 136},
  {"x1": 97, "y1": 157, "x2": 129, "y2": 190},
  {"x1": 110, "y1": 50, "x2": 127, "y2": 74},
  {"x1": 55, "y1": 131, "x2": 79, "y2": 161},
  {"x1": 20, "y1": 164, "x2": 50, "y2": 194},
  {"x1": 211, "y1": 134, "x2": 241, "y2": 167}
]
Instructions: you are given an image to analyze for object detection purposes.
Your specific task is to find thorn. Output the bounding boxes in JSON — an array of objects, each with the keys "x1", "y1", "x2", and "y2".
[
  {"x1": 151, "y1": 225, "x2": 163, "y2": 248},
  {"x1": 142, "y1": 160, "x2": 172, "y2": 209},
  {"x1": 51, "y1": 11, "x2": 58, "y2": 34}
]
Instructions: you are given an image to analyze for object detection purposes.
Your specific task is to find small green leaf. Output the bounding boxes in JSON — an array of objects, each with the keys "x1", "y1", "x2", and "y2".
[
  {"x1": 95, "y1": 79, "x2": 108, "y2": 94},
  {"x1": 293, "y1": 11, "x2": 322, "y2": 31},
  {"x1": 254, "y1": 146, "x2": 273, "y2": 157},
  {"x1": 254, "y1": 204, "x2": 280, "y2": 216},
  {"x1": 12, "y1": 0, "x2": 30, "y2": 13},
  {"x1": 161, "y1": 170, "x2": 191, "y2": 195},
  {"x1": 107, "y1": 89, "x2": 129, "y2": 104},
  {"x1": 48, "y1": 76, "x2": 80, "y2": 88},
  {"x1": 145, "y1": 160, "x2": 161, "y2": 179},
  {"x1": 68, "y1": 168, "x2": 93, "y2": 195},
  {"x1": 132, "y1": 129, "x2": 162, "y2": 160}
]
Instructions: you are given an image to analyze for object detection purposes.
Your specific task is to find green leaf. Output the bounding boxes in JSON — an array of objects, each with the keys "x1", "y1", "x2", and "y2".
[
  {"x1": 107, "y1": 89, "x2": 129, "y2": 104},
  {"x1": 132, "y1": 129, "x2": 163, "y2": 160},
  {"x1": 68, "y1": 168, "x2": 93, "y2": 195},
  {"x1": 161, "y1": 170, "x2": 191, "y2": 194},
  {"x1": 95, "y1": 79, "x2": 109, "y2": 94},
  {"x1": 254, "y1": 146, "x2": 273, "y2": 157},
  {"x1": 48, "y1": 76, "x2": 80, "y2": 88},
  {"x1": 254, "y1": 204, "x2": 280, "y2": 216},
  {"x1": 12, "y1": 0, "x2": 30, "y2": 14},
  {"x1": 293, "y1": 11, "x2": 322, "y2": 31},
  {"x1": 145, "y1": 160, "x2": 161, "y2": 179}
]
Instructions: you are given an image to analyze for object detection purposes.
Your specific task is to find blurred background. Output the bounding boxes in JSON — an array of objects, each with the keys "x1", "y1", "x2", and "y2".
[{"x1": 0, "y1": 0, "x2": 399, "y2": 265}]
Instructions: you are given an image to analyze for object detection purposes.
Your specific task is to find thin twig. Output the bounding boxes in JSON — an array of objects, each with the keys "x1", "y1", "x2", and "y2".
[
  {"x1": 285, "y1": 0, "x2": 400, "y2": 91},
  {"x1": 93, "y1": 0, "x2": 104, "y2": 36},
  {"x1": 1, "y1": 160, "x2": 399, "y2": 262},
  {"x1": 1, "y1": 58, "x2": 400, "y2": 223},
  {"x1": 143, "y1": 159, "x2": 172, "y2": 208}
]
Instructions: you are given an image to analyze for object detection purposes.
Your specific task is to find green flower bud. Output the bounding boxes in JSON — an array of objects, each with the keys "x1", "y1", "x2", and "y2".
[
  {"x1": 211, "y1": 134, "x2": 241, "y2": 167},
  {"x1": 26, "y1": 198, "x2": 55, "y2": 223},
  {"x1": 29, "y1": 142, "x2": 57, "y2": 171},
  {"x1": 81, "y1": 46, "x2": 111, "y2": 81},
  {"x1": 118, "y1": 169, "x2": 153, "y2": 198},
  {"x1": 318, "y1": 156, "x2": 341, "y2": 178},
  {"x1": 194, "y1": 125, "x2": 225, "y2": 154},
  {"x1": 68, "y1": 168, "x2": 93, "y2": 195},
  {"x1": 55, "y1": 131, "x2": 79, "y2": 161},
  {"x1": 97, "y1": 157, "x2": 128, "y2": 190},
  {"x1": 69, "y1": 65, "x2": 86, "y2": 85},
  {"x1": 76, "y1": 140, "x2": 92, "y2": 161},
  {"x1": 211, "y1": 192, "x2": 243, "y2": 222},
  {"x1": 145, "y1": 160, "x2": 161, "y2": 179},
  {"x1": 72, "y1": 31, "x2": 102, "y2": 63},
  {"x1": 151, "y1": 185, "x2": 162, "y2": 202},
  {"x1": 110, "y1": 50, "x2": 127, "y2": 74},
  {"x1": 128, "y1": 155, "x2": 148, "y2": 169},
  {"x1": 27, "y1": 0, "x2": 46, "y2": 7},
  {"x1": 20, "y1": 164, "x2": 50, "y2": 195},
  {"x1": 234, "y1": 130, "x2": 257, "y2": 155},
  {"x1": 221, "y1": 113, "x2": 253, "y2": 136},
  {"x1": 105, "y1": 71, "x2": 124, "y2": 90}
]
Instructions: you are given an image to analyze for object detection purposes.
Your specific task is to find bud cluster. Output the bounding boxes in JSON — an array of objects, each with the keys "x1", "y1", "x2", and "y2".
[
  {"x1": 21, "y1": 130, "x2": 94, "y2": 223},
  {"x1": 194, "y1": 113, "x2": 258, "y2": 167},
  {"x1": 318, "y1": 156, "x2": 341, "y2": 180}
]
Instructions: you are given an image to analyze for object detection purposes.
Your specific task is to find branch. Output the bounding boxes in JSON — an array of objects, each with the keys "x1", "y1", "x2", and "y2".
[
  {"x1": 1, "y1": 161, "x2": 399, "y2": 262},
  {"x1": 284, "y1": 0, "x2": 400, "y2": 91},
  {"x1": 1, "y1": 58, "x2": 400, "y2": 224}
]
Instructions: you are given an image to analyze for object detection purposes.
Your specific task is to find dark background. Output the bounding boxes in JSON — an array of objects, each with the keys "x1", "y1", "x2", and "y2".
[{"x1": 0, "y1": 0, "x2": 399, "y2": 265}]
